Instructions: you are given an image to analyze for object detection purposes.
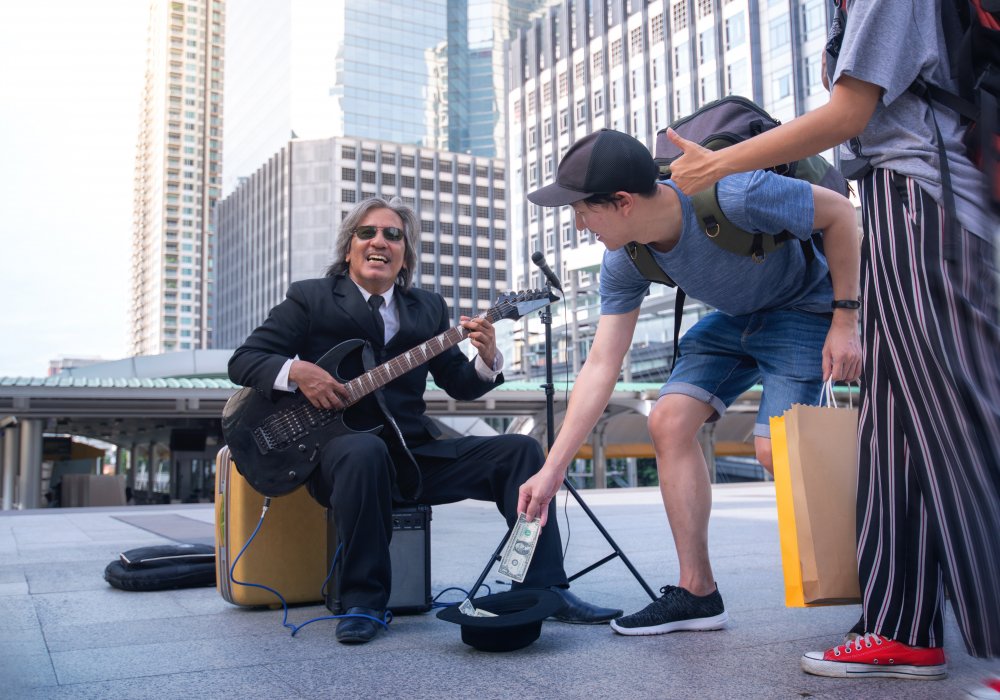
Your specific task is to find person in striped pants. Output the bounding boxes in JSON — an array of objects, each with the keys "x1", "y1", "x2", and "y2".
[{"x1": 665, "y1": 0, "x2": 999, "y2": 691}]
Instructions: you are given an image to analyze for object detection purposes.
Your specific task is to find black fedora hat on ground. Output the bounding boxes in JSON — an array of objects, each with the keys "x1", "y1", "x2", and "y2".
[{"x1": 437, "y1": 589, "x2": 564, "y2": 652}]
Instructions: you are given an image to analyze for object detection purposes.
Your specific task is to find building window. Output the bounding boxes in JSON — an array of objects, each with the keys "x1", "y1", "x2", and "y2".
[
  {"x1": 726, "y1": 58, "x2": 748, "y2": 96},
  {"x1": 773, "y1": 68, "x2": 792, "y2": 100},
  {"x1": 342, "y1": 189, "x2": 356, "y2": 203},
  {"x1": 672, "y1": 1, "x2": 688, "y2": 31},
  {"x1": 576, "y1": 98, "x2": 588, "y2": 123},
  {"x1": 802, "y1": 0, "x2": 825, "y2": 39},
  {"x1": 651, "y1": 13, "x2": 664, "y2": 44},
  {"x1": 769, "y1": 15, "x2": 791, "y2": 53},
  {"x1": 592, "y1": 48, "x2": 604, "y2": 73},
  {"x1": 593, "y1": 90, "x2": 605, "y2": 116},
  {"x1": 805, "y1": 53, "x2": 824, "y2": 94},
  {"x1": 342, "y1": 167, "x2": 356, "y2": 181},
  {"x1": 725, "y1": 12, "x2": 745, "y2": 50},
  {"x1": 674, "y1": 42, "x2": 689, "y2": 77},
  {"x1": 610, "y1": 38, "x2": 623, "y2": 67},
  {"x1": 558, "y1": 71, "x2": 568, "y2": 97},
  {"x1": 699, "y1": 28, "x2": 715, "y2": 65},
  {"x1": 630, "y1": 27, "x2": 643, "y2": 55},
  {"x1": 700, "y1": 75, "x2": 718, "y2": 104},
  {"x1": 675, "y1": 87, "x2": 692, "y2": 116}
]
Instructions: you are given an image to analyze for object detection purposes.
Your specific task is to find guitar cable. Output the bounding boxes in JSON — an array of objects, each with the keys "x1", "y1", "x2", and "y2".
[{"x1": 228, "y1": 497, "x2": 392, "y2": 637}]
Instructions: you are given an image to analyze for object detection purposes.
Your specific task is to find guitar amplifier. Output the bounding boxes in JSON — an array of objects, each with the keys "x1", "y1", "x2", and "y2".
[{"x1": 325, "y1": 505, "x2": 432, "y2": 615}]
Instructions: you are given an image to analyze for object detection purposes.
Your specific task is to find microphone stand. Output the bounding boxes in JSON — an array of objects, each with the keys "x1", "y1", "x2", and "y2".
[{"x1": 539, "y1": 283, "x2": 656, "y2": 601}]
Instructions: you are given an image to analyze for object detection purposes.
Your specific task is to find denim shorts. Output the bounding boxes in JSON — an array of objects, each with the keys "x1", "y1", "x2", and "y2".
[{"x1": 660, "y1": 309, "x2": 831, "y2": 438}]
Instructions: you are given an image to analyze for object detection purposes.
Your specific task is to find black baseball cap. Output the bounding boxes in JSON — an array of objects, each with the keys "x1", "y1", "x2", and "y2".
[{"x1": 527, "y1": 129, "x2": 659, "y2": 206}]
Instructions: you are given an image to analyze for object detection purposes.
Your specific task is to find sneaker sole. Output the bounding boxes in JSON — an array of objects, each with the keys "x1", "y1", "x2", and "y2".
[
  {"x1": 800, "y1": 652, "x2": 947, "y2": 680},
  {"x1": 610, "y1": 611, "x2": 729, "y2": 636}
]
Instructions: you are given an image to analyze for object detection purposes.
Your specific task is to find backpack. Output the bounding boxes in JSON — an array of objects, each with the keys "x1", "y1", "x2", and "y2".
[
  {"x1": 829, "y1": 0, "x2": 999, "y2": 220},
  {"x1": 917, "y1": 0, "x2": 1000, "y2": 214},
  {"x1": 652, "y1": 95, "x2": 849, "y2": 263},
  {"x1": 627, "y1": 95, "x2": 849, "y2": 368}
]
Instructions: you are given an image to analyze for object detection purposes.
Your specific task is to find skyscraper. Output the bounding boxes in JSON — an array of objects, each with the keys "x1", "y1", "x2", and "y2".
[{"x1": 129, "y1": 0, "x2": 225, "y2": 356}]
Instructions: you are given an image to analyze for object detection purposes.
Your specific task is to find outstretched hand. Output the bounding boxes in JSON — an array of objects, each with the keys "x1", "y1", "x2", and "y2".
[
  {"x1": 517, "y1": 467, "x2": 564, "y2": 528},
  {"x1": 664, "y1": 128, "x2": 726, "y2": 195}
]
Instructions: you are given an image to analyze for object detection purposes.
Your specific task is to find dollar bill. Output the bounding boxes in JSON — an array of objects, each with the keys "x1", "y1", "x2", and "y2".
[
  {"x1": 497, "y1": 513, "x2": 542, "y2": 583},
  {"x1": 458, "y1": 597, "x2": 497, "y2": 617}
]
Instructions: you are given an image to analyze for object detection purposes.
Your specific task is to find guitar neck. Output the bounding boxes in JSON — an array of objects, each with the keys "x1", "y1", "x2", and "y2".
[{"x1": 343, "y1": 310, "x2": 494, "y2": 405}]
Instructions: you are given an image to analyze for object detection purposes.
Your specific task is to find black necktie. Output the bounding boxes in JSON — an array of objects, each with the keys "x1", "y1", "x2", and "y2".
[{"x1": 368, "y1": 294, "x2": 385, "y2": 343}]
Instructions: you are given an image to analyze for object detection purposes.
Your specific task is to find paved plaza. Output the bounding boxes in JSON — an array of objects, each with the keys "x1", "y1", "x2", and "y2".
[{"x1": 1, "y1": 483, "x2": 994, "y2": 699}]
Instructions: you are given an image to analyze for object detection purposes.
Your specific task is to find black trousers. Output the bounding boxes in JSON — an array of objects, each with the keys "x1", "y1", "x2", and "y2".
[
  {"x1": 856, "y1": 170, "x2": 1000, "y2": 657},
  {"x1": 308, "y1": 431, "x2": 568, "y2": 611}
]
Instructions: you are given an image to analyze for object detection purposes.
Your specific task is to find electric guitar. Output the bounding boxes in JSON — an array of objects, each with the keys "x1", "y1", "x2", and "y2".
[{"x1": 221, "y1": 289, "x2": 556, "y2": 497}]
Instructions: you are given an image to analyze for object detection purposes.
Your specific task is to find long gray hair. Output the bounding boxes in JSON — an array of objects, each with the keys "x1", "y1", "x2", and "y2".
[{"x1": 325, "y1": 196, "x2": 420, "y2": 290}]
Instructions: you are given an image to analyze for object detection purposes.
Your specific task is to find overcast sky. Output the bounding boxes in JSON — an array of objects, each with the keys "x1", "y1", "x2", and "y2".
[{"x1": 0, "y1": 2, "x2": 148, "y2": 377}]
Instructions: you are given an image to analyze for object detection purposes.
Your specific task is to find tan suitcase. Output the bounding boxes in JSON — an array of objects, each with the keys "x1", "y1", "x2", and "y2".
[{"x1": 214, "y1": 445, "x2": 328, "y2": 607}]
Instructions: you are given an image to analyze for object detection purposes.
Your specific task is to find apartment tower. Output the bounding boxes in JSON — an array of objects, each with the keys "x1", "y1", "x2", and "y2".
[{"x1": 129, "y1": 0, "x2": 225, "y2": 355}]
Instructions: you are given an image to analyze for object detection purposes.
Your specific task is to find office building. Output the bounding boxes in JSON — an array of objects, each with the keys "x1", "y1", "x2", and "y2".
[
  {"x1": 507, "y1": 0, "x2": 835, "y2": 378},
  {"x1": 129, "y1": 0, "x2": 225, "y2": 356},
  {"x1": 214, "y1": 136, "x2": 508, "y2": 350}
]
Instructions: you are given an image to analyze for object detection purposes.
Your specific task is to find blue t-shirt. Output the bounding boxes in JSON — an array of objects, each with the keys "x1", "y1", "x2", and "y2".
[{"x1": 600, "y1": 170, "x2": 833, "y2": 317}]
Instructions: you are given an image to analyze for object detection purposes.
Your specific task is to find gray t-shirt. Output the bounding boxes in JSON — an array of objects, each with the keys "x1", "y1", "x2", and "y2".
[
  {"x1": 600, "y1": 171, "x2": 833, "y2": 317},
  {"x1": 832, "y1": 0, "x2": 995, "y2": 239}
]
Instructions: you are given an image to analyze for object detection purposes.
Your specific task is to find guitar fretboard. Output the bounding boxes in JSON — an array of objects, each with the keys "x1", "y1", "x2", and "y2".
[{"x1": 344, "y1": 323, "x2": 471, "y2": 404}]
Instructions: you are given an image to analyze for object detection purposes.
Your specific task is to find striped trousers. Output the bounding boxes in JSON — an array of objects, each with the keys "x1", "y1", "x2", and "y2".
[{"x1": 857, "y1": 169, "x2": 1000, "y2": 658}]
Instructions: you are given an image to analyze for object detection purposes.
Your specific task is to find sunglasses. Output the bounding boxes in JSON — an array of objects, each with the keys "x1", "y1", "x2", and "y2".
[{"x1": 354, "y1": 225, "x2": 404, "y2": 241}]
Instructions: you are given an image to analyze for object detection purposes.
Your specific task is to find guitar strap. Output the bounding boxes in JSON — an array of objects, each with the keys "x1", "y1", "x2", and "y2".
[{"x1": 362, "y1": 340, "x2": 424, "y2": 500}]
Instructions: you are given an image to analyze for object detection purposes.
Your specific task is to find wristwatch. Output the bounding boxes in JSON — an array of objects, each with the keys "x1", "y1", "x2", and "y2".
[{"x1": 831, "y1": 298, "x2": 862, "y2": 310}]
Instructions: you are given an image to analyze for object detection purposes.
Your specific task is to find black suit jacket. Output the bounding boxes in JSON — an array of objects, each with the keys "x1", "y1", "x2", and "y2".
[{"x1": 228, "y1": 274, "x2": 503, "y2": 450}]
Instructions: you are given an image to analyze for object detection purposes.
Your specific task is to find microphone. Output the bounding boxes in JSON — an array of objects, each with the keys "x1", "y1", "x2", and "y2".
[{"x1": 531, "y1": 251, "x2": 563, "y2": 291}]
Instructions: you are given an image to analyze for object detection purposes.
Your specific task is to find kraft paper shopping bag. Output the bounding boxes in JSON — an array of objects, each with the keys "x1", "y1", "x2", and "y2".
[{"x1": 771, "y1": 381, "x2": 861, "y2": 607}]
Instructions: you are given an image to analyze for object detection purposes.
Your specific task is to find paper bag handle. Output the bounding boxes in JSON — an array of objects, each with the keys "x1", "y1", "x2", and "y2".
[{"x1": 821, "y1": 378, "x2": 856, "y2": 409}]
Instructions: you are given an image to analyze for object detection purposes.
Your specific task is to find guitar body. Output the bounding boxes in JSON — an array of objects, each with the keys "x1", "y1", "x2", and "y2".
[{"x1": 221, "y1": 339, "x2": 381, "y2": 497}]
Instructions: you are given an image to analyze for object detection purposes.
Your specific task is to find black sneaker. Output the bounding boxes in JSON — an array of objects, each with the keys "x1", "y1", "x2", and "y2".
[{"x1": 610, "y1": 585, "x2": 728, "y2": 636}]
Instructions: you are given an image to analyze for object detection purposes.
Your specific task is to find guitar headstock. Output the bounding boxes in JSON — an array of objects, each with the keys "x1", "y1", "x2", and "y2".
[{"x1": 490, "y1": 288, "x2": 558, "y2": 322}]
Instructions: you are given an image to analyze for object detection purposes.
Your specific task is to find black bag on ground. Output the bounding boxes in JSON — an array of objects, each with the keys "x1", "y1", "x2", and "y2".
[{"x1": 104, "y1": 543, "x2": 216, "y2": 591}]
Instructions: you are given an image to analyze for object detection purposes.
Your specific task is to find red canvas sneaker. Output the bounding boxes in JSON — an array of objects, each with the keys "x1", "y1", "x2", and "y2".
[{"x1": 801, "y1": 633, "x2": 947, "y2": 680}]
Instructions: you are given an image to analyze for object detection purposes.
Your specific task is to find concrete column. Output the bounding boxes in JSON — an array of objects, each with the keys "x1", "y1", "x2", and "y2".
[
  {"x1": 127, "y1": 443, "x2": 137, "y2": 492},
  {"x1": 2, "y1": 425, "x2": 19, "y2": 511},
  {"x1": 625, "y1": 457, "x2": 638, "y2": 488},
  {"x1": 17, "y1": 419, "x2": 44, "y2": 510}
]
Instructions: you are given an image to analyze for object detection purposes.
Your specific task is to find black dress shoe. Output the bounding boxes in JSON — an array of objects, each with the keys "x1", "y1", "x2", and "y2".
[
  {"x1": 547, "y1": 587, "x2": 623, "y2": 624},
  {"x1": 336, "y1": 607, "x2": 383, "y2": 644}
]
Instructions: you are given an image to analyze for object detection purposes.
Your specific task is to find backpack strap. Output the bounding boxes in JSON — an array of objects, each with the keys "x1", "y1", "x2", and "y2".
[
  {"x1": 690, "y1": 186, "x2": 795, "y2": 263},
  {"x1": 625, "y1": 241, "x2": 677, "y2": 287},
  {"x1": 624, "y1": 242, "x2": 684, "y2": 370}
]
